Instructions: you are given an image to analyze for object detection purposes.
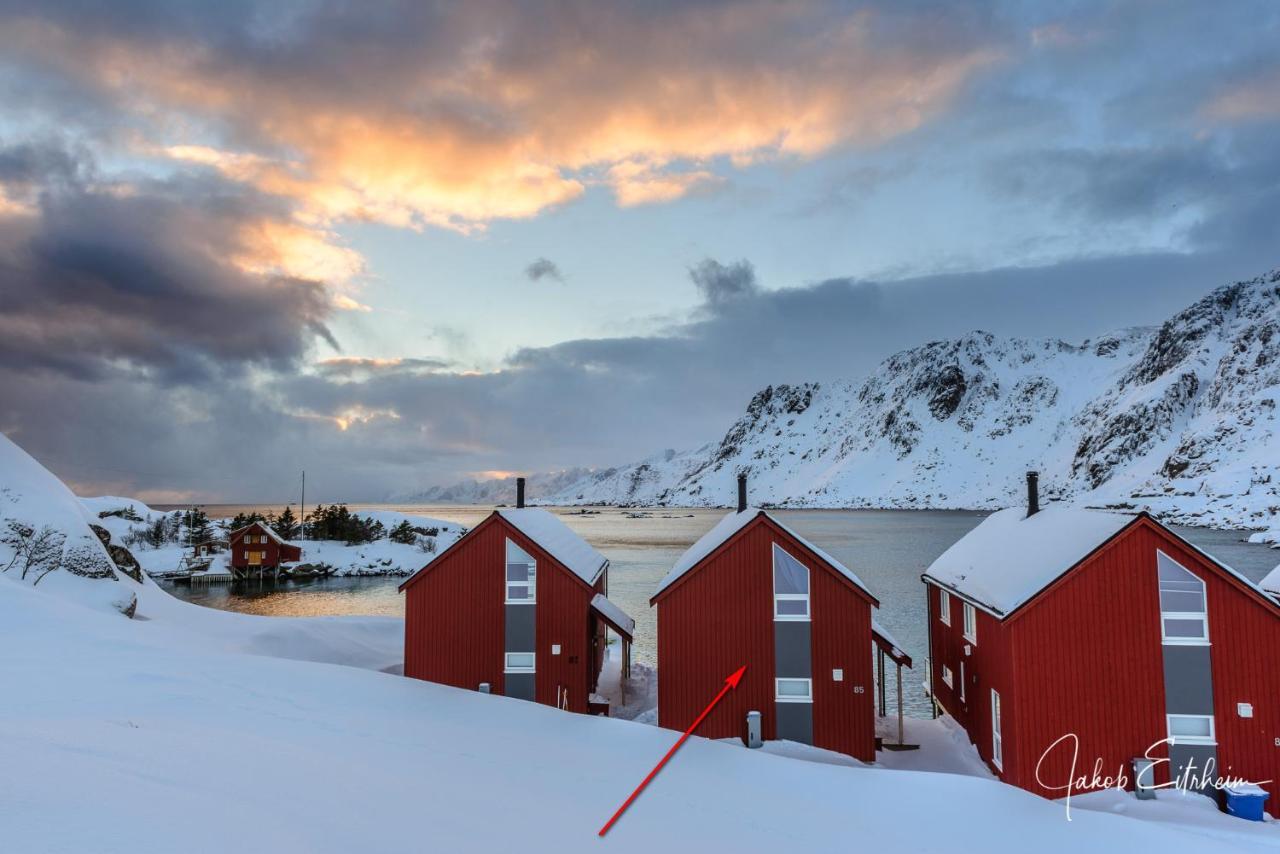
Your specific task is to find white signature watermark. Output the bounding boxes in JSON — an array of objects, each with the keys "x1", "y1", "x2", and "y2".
[{"x1": 1035, "y1": 733, "x2": 1273, "y2": 821}]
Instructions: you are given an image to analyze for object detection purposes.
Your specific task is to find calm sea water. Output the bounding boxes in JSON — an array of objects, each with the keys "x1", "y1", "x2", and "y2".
[{"x1": 166, "y1": 505, "x2": 1278, "y2": 718}]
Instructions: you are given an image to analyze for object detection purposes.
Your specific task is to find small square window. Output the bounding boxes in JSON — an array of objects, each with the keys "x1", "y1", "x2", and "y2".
[
  {"x1": 504, "y1": 652, "x2": 535, "y2": 673},
  {"x1": 1167, "y1": 714, "x2": 1215, "y2": 746},
  {"x1": 775, "y1": 678, "x2": 812, "y2": 703}
]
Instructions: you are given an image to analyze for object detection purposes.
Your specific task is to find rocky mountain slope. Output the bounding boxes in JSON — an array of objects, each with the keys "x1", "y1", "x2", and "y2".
[{"x1": 540, "y1": 270, "x2": 1280, "y2": 529}]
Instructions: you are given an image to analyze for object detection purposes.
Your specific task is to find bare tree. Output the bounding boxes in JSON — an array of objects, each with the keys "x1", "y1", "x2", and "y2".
[{"x1": 1, "y1": 521, "x2": 66, "y2": 581}]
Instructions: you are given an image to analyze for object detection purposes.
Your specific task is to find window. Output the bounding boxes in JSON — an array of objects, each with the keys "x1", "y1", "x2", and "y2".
[
  {"x1": 939, "y1": 590, "x2": 951, "y2": 626},
  {"x1": 963, "y1": 603, "x2": 977, "y2": 644},
  {"x1": 1158, "y1": 552, "x2": 1208, "y2": 645},
  {"x1": 1167, "y1": 714, "x2": 1215, "y2": 746},
  {"x1": 959, "y1": 661, "x2": 966, "y2": 703},
  {"x1": 504, "y1": 652, "x2": 535, "y2": 673},
  {"x1": 772, "y1": 544, "x2": 810, "y2": 621},
  {"x1": 991, "y1": 690, "x2": 1004, "y2": 770},
  {"x1": 775, "y1": 678, "x2": 813, "y2": 703},
  {"x1": 941, "y1": 665, "x2": 953, "y2": 688},
  {"x1": 505, "y1": 539, "x2": 536, "y2": 603}
]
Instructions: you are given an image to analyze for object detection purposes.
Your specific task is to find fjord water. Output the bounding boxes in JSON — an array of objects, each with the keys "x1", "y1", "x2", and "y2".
[{"x1": 168, "y1": 506, "x2": 1278, "y2": 718}]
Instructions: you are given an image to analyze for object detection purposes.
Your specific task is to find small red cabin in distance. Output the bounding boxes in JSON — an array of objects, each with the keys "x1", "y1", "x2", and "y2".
[
  {"x1": 229, "y1": 521, "x2": 301, "y2": 572},
  {"x1": 924, "y1": 472, "x2": 1280, "y2": 817},
  {"x1": 399, "y1": 479, "x2": 635, "y2": 714},
  {"x1": 652, "y1": 475, "x2": 908, "y2": 761}
]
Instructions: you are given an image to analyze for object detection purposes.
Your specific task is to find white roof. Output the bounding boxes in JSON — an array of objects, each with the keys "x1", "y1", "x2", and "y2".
[
  {"x1": 653, "y1": 508, "x2": 873, "y2": 599},
  {"x1": 232, "y1": 521, "x2": 288, "y2": 545},
  {"x1": 589, "y1": 594, "x2": 635, "y2": 638},
  {"x1": 497, "y1": 508, "x2": 607, "y2": 585},
  {"x1": 923, "y1": 505, "x2": 1135, "y2": 616},
  {"x1": 1262, "y1": 563, "x2": 1280, "y2": 598},
  {"x1": 871, "y1": 618, "x2": 906, "y2": 662}
]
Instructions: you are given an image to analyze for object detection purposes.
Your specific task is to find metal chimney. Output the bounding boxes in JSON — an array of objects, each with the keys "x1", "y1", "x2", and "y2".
[
  {"x1": 516, "y1": 477, "x2": 526, "y2": 509},
  {"x1": 737, "y1": 473, "x2": 748, "y2": 513},
  {"x1": 1026, "y1": 471, "x2": 1040, "y2": 517}
]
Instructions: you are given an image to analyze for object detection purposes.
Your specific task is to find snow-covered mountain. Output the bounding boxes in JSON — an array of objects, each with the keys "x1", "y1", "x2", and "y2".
[
  {"x1": 539, "y1": 270, "x2": 1280, "y2": 529},
  {"x1": 390, "y1": 466, "x2": 599, "y2": 505},
  {"x1": 0, "y1": 433, "x2": 141, "y2": 615}
]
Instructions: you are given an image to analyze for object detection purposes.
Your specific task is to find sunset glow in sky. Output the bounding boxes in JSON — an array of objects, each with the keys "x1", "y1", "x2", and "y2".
[{"x1": 1, "y1": 1, "x2": 1278, "y2": 501}]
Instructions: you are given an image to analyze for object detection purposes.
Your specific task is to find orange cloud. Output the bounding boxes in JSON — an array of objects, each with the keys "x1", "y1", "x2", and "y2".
[
  {"x1": 1203, "y1": 68, "x2": 1280, "y2": 123},
  {"x1": 1, "y1": 3, "x2": 1000, "y2": 233}
]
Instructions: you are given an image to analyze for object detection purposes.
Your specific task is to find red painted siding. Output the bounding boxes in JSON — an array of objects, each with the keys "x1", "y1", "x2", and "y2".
[
  {"x1": 656, "y1": 515, "x2": 876, "y2": 760},
  {"x1": 403, "y1": 515, "x2": 506, "y2": 694},
  {"x1": 926, "y1": 584, "x2": 1016, "y2": 776},
  {"x1": 230, "y1": 523, "x2": 300, "y2": 567},
  {"x1": 929, "y1": 517, "x2": 1280, "y2": 817},
  {"x1": 403, "y1": 514, "x2": 603, "y2": 714}
]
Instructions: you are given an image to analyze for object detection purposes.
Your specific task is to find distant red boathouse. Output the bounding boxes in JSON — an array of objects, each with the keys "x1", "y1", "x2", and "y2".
[
  {"x1": 652, "y1": 475, "x2": 909, "y2": 761},
  {"x1": 924, "y1": 472, "x2": 1280, "y2": 816},
  {"x1": 400, "y1": 479, "x2": 634, "y2": 714},
  {"x1": 229, "y1": 521, "x2": 301, "y2": 579}
]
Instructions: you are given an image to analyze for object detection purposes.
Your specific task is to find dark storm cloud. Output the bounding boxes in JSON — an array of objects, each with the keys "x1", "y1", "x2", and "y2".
[
  {"x1": 524, "y1": 258, "x2": 563, "y2": 284},
  {"x1": 689, "y1": 258, "x2": 759, "y2": 309},
  {"x1": 0, "y1": 140, "x2": 337, "y2": 383}
]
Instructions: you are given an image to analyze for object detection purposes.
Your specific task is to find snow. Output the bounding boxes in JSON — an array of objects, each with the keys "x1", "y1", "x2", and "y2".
[
  {"x1": 590, "y1": 593, "x2": 636, "y2": 637},
  {"x1": 1261, "y1": 563, "x2": 1280, "y2": 597},
  {"x1": 0, "y1": 435, "x2": 136, "y2": 615},
  {"x1": 528, "y1": 272, "x2": 1280, "y2": 533},
  {"x1": 497, "y1": 507, "x2": 607, "y2": 584},
  {"x1": 230, "y1": 519, "x2": 288, "y2": 544},
  {"x1": 653, "y1": 507, "x2": 872, "y2": 599},
  {"x1": 872, "y1": 617, "x2": 908, "y2": 663},
  {"x1": 923, "y1": 505, "x2": 1135, "y2": 615},
  {"x1": 5, "y1": 577, "x2": 1274, "y2": 853},
  {"x1": 5, "y1": 436, "x2": 1279, "y2": 852}
]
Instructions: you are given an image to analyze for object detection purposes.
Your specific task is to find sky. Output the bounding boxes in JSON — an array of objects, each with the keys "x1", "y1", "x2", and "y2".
[{"x1": 1, "y1": 0, "x2": 1278, "y2": 503}]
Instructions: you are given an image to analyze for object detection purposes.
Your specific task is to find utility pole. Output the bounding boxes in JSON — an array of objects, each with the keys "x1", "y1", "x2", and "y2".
[{"x1": 300, "y1": 470, "x2": 306, "y2": 541}]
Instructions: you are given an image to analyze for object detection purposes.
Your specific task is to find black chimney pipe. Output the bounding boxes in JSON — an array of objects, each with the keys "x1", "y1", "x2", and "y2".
[
  {"x1": 516, "y1": 477, "x2": 526, "y2": 509},
  {"x1": 1026, "y1": 471, "x2": 1040, "y2": 517},
  {"x1": 737, "y1": 473, "x2": 747, "y2": 513}
]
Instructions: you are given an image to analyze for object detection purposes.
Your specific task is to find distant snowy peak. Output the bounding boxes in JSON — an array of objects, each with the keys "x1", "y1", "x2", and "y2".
[
  {"x1": 538, "y1": 269, "x2": 1280, "y2": 529},
  {"x1": 390, "y1": 467, "x2": 598, "y2": 505}
]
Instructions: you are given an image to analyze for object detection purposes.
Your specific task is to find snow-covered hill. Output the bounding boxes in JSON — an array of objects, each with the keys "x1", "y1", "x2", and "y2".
[
  {"x1": 540, "y1": 270, "x2": 1280, "y2": 529},
  {"x1": 0, "y1": 434, "x2": 139, "y2": 615},
  {"x1": 390, "y1": 467, "x2": 598, "y2": 505}
]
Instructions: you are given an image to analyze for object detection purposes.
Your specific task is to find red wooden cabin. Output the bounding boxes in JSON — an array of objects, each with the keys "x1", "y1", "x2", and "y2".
[
  {"x1": 924, "y1": 473, "x2": 1280, "y2": 816},
  {"x1": 229, "y1": 521, "x2": 301, "y2": 574},
  {"x1": 651, "y1": 476, "x2": 906, "y2": 761},
  {"x1": 399, "y1": 480, "x2": 634, "y2": 714}
]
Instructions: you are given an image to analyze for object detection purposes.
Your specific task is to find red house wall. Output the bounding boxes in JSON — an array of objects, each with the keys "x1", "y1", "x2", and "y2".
[
  {"x1": 403, "y1": 515, "x2": 601, "y2": 714},
  {"x1": 1007, "y1": 523, "x2": 1172, "y2": 797},
  {"x1": 656, "y1": 516, "x2": 876, "y2": 760},
  {"x1": 403, "y1": 516, "x2": 506, "y2": 694},
  {"x1": 927, "y1": 584, "x2": 1016, "y2": 775},
  {"x1": 931, "y1": 518, "x2": 1280, "y2": 816},
  {"x1": 230, "y1": 524, "x2": 299, "y2": 567}
]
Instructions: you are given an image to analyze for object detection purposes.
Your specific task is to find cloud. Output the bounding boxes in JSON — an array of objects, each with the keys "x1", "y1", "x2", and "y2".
[
  {"x1": 0, "y1": 139, "x2": 339, "y2": 383},
  {"x1": 524, "y1": 257, "x2": 564, "y2": 284},
  {"x1": 690, "y1": 258, "x2": 759, "y2": 308},
  {"x1": 1203, "y1": 66, "x2": 1280, "y2": 123},
  {"x1": 0, "y1": 2, "x2": 1002, "y2": 232}
]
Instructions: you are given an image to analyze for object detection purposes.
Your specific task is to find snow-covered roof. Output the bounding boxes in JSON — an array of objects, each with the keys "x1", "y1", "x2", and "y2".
[
  {"x1": 1260, "y1": 563, "x2": 1280, "y2": 599},
  {"x1": 589, "y1": 594, "x2": 635, "y2": 639},
  {"x1": 872, "y1": 618, "x2": 911, "y2": 667},
  {"x1": 230, "y1": 521, "x2": 288, "y2": 546},
  {"x1": 923, "y1": 505, "x2": 1136, "y2": 616},
  {"x1": 497, "y1": 508, "x2": 607, "y2": 585},
  {"x1": 652, "y1": 508, "x2": 873, "y2": 600}
]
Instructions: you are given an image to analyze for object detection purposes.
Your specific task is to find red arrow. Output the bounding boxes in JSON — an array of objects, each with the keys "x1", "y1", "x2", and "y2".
[{"x1": 598, "y1": 665, "x2": 747, "y2": 837}]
